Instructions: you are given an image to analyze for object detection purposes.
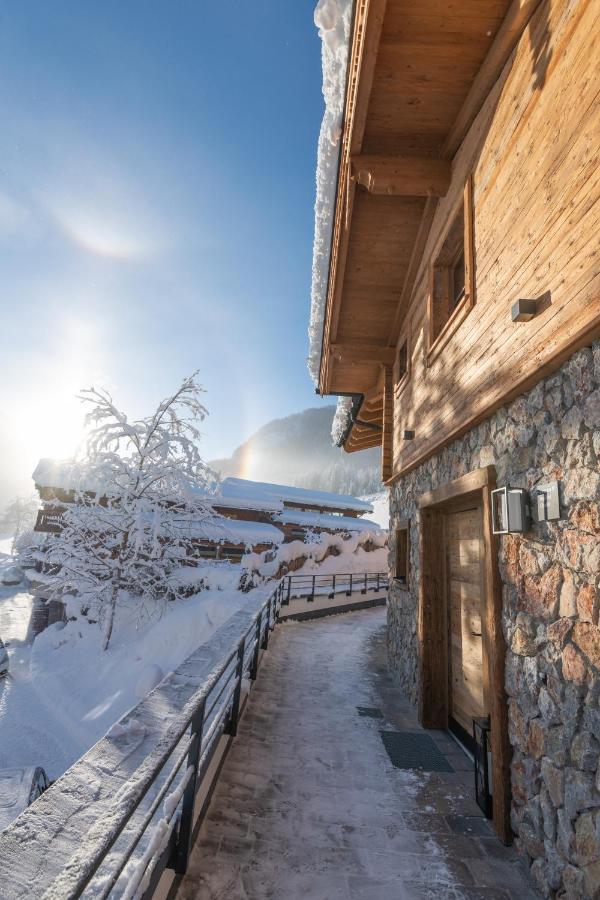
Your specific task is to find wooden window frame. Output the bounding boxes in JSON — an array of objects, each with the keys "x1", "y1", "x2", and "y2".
[
  {"x1": 427, "y1": 176, "x2": 475, "y2": 366},
  {"x1": 393, "y1": 322, "x2": 411, "y2": 401},
  {"x1": 417, "y1": 466, "x2": 511, "y2": 845},
  {"x1": 393, "y1": 518, "x2": 410, "y2": 589}
]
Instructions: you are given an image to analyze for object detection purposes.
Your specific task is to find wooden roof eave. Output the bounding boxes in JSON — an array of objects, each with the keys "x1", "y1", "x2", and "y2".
[
  {"x1": 319, "y1": 0, "x2": 546, "y2": 397},
  {"x1": 318, "y1": 0, "x2": 389, "y2": 397}
]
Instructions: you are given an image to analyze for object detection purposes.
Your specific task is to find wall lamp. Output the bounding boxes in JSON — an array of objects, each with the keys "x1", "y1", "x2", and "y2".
[
  {"x1": 491, "y1": 481, "x2": 561, "y2": 534},
  {"x1": 491, "y1": 486, "x2": 529, "y2": 534},
  {"x1": 511, "y1": 299, "x2": 537, "y2": 322}
]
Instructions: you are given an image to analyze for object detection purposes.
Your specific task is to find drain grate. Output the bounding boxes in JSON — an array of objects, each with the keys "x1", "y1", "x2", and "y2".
[
  {"x1": 380, "y1": 731, "x2": 454, "y2": 772},
  {"x1": 356, "y1": 706, "x2": 383, "y2": 718}
]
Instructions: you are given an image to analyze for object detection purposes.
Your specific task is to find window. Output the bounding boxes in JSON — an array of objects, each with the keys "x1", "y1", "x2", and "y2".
[
  {"x1": 394, "y1": 328, "x2": 411, "y2": 401},
  {"x1": 428, "y1": 177, "x2": 474, "y2": 362},
  {"x1": 394, "y1": 520, "x2": 410, "y2": 587}
]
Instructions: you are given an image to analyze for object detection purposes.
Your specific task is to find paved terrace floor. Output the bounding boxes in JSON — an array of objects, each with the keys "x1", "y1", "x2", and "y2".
[{"x1": 175, "y1": 608, "x2": 538, "y2": 900}]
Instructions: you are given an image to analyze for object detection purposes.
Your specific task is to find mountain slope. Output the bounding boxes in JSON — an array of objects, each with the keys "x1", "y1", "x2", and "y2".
[{"x1": 210, "y1": 407, "x2": 382, "y2": 497}]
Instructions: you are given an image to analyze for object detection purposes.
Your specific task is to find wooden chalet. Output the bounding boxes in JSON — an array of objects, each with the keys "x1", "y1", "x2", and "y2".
[
  {"x1": 32, "y1": 464, "x2": 381, "y2": 559},
  {"x1": 313, "y1": 0, "x2": 600, "y2": 886},
  {"x1": 32, "y1": 461, "x2": 283, "y2": 561}
]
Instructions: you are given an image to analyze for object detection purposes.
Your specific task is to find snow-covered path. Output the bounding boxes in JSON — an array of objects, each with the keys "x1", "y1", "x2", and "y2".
[{"x1": 176, "y1": 608, "x2": 536, "y2": 900}]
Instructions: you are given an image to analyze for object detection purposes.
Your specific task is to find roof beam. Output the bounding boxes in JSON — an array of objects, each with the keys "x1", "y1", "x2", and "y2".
[
  {"x1": 442, "y1": 0, "x2": 543, "y2": 159},
  {"x1": 352, "y1": 155, "x2": 451, "y2": 197},
  {"x1": 331, "y1": 342, "x2": 396, "y2": 365}
]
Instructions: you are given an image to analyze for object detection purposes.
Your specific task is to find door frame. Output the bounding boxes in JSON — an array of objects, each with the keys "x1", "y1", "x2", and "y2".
[{"x1": 417, "y1": 465, "x2": 511, "y2": 844}]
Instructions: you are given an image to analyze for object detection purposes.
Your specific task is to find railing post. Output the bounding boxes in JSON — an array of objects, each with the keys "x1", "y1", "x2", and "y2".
[
  {"x1": 262, "y1": 598, "x2": 272, "y2": 649},
  {"x1": 347, "y1": 573, "x2": 352, "y2": 597},
  {"x1": 286, "y1": 577, "x2": 291, "y2": 605},
  {"x1": 363, "y1": 573, "x2": 367, "y2": 595},
  {"x1": 377, "y1": 572, "x2": 380, "y2": 592},
  {"x1": 225, "y1": 638, "x2": 245, "y2": 738},
  {"x1": 250, "y1": 612, "x2": 262, "y2": 680},
  {"x1": 309, "y1": 574, "x2": 315, "y2": 602},
  {"x1": 173, "y1": 699, "x2": 206, "y2": 874}
]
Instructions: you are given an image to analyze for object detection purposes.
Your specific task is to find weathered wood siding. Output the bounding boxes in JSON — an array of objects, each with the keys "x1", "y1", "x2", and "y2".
[{"x1": 392, "y1": 0, "x2": 599, "y2": 477}]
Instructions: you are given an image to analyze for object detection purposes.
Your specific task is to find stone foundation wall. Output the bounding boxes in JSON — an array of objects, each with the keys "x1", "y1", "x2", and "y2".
[{"x1": 388, "y1": 342, "x2": 600, "y2": 898}]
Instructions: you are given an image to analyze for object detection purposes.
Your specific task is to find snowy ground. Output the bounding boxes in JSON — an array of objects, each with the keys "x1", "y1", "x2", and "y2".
[
  {"x1": 0, "y1": 552, "x2": 265, "y2": 782},
  {"x1": 361, "y1": 490, "x2": 389, "y2": 529}
]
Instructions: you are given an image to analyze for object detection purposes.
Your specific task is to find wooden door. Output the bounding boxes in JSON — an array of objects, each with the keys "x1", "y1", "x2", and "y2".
[{"x1": 446, "y1": 505, "x2": 486, "y2": 747}]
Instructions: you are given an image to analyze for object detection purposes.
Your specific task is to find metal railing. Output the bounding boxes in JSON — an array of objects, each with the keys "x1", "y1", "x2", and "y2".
[
  {"x1": 45, "y1": 582, "x2": 286, "y2": 899},
  {"x1": 39, "y1": 572, "x2": 386, "y2": 898},
  {"x1": 280, "y1": 571, "x2": 388, "y2": 605}
]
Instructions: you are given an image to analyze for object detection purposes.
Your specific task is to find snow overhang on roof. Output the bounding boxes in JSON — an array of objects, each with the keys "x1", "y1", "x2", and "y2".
[
  {"x1": 188, "y1": 516, "x2": 284, "y2": 547},
  {"x1": 307, "y1": 0, "x2": 353, "y2": 387},
  {"x1": 274, "y1": 508, "x2": 381, "y2": 533},
  {"x1": 32, "y1": 458, "x2": 110, "y2": 496},
  {"x1": 222, "y1": 477, "x2": 373, "y2": 515},
  {"x1": 209, "y1": 480, "x2": 283, "y2": 514}
]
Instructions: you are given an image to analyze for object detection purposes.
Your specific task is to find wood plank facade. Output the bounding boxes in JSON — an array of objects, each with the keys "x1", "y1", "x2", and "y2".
[{"x1": 318, "y1": 0, "x2": 600, "y2": 475}]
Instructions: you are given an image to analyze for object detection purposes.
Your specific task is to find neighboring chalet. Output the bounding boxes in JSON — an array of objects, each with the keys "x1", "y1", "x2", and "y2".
[
  {"x1": 32, "y1": 461, "x2": 380, "y2": 560},
  {"x1": 312, "y1": 0, "x2": 599, "y2": 895},
  {"x1": 212, "y1": 476, "x2": 379, "y2": 542}
]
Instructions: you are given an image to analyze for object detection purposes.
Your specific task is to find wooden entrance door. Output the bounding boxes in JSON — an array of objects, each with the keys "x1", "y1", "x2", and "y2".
[{"x1": 446, "y1": 504, "x2": 486, "y2": 748}]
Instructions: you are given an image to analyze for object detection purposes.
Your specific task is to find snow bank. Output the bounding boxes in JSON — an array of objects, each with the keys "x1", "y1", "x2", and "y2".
[
  {"x1": 244, "y1": 529, "x2": 387, "y2": 581},
  {"x1": 0, "y1": 567, "x2": 263, "y2": 780},
  {"x1": 308, "y1": 0, "x2": 352, "y2": 385}
]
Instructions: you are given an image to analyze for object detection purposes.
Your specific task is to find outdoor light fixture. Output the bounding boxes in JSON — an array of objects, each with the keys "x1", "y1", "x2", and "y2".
[
  {"x1": 511, "y1": 298, "x2": 537, "y2": 322},
  {"x1": 473, "y1": 716, "x2": 493, "y2": 819},
  {"x1": 532, "y1": 481, "x2": 561, "y2": 523},
  {"x1": 402, "y1": 429, "x2": 415, "y2": 440},
  {"x1": 491, "y1": 486, "x2": 530, "y2": 534}
]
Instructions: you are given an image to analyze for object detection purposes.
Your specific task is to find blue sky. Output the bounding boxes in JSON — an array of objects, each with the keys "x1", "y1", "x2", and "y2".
[{"x1": 0, "y1": 0, "x2": 333, "y2": 502}]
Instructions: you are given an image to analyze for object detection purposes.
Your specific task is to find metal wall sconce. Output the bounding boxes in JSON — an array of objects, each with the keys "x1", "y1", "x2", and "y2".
[
  {"x1": 532, "y1": 481, "x2": 561, "y2": 523},
  {"x1": 473, "y1": 716, "x2": 493, "y2": 819},
  {"x1": 491, "y1": 486, "x2": 530, "y2": 534},
  {"x1": 511, "y1": 298, "x2": 537, "y2": 322},
  {"x1": 402, "y1": 429, "x2": 415, "y2": 440}
]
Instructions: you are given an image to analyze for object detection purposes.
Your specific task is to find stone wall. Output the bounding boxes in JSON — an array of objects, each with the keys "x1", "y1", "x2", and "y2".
[{"x1": 388, "y1": 342, "x2": 600, "y2": 898}]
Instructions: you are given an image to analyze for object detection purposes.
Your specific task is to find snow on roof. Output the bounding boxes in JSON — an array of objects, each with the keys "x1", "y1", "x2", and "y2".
[
  {"x1": 331, "y1": 395, "x2": 353, "y2": 445},
  {"x1": 207, "y1": 480, "x2": 283, "y2": 514},
  {"x1": 308, "y1": 0, "x2": 353, "y2": 385},
  {"x1": 32, "y1": 458, "x2": 106, "y2": 495},
  {"x1": 222, "y1": 477, "x2": 373, "y2": 514},
  {"x1": 274, "y1": 508, "x2": 381, "y2": 533},
  {"x1": 190, "y1": 516, "x2": 284, "y2": 548}
]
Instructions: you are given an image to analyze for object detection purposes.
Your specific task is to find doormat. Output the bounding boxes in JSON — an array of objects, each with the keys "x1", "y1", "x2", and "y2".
[
  {"x1": 380, "y1": 731, "x2": 454, "y2": 772},
  {"x1": 356, "y1": 706, "x2": 383, "y2": 718}
]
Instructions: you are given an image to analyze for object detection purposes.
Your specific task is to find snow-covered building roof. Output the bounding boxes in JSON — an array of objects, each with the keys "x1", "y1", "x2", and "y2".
[
  {"x1": 274, "y1": 508, "x2": 380, "y2": 534},
  {"x1": 220, "y1": 477, "x2": 373, "y2": 514},
  {"x1": 33, "y1": 458, "x2": 109, "y2": 496},
  {"x1": 187, "y1": 516, "x2": 284, "y2": 548},
  {"x1": 204, "y1": 479, "x2": 283, "y2": 514}
]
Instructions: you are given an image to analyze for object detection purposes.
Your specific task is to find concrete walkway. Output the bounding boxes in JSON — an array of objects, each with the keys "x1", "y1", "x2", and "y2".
[{"x1": 176, "y1": 607, "x2": 537, "y2": 900}]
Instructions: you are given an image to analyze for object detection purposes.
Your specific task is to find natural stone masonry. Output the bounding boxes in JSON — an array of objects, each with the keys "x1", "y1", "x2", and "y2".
[
  {"x1": 176, "y1": 608, "x2": 536, "y2": 899},
  {"x1": 388, "y1": 341, "x2": 600, "y2": 898}
]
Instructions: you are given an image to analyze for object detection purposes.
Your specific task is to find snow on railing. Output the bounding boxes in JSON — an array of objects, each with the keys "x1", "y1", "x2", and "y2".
[{"x1": 0, "y1": 571, "x2": 387, "y2": 899}]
